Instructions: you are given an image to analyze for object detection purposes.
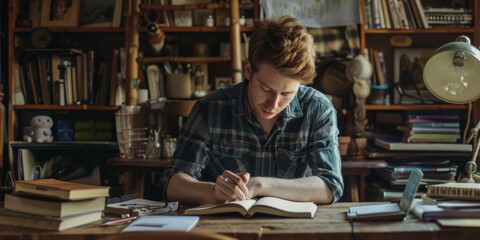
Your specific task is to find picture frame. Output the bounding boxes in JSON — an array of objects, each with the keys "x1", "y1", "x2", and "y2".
[
  {"x1": 40, "y1": 0, "x2": 81, "y2": 27},
  {"x1": 393, "y1": 48, "x2": 439, "y2": 104},
  {"x1": 79, "y1": 0, "x2": 118, "y2": 28}
]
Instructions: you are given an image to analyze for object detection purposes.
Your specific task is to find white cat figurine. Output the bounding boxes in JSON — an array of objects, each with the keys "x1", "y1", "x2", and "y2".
[{"x1": 24, "y1": 115, "x2": 54, "y2": 143}]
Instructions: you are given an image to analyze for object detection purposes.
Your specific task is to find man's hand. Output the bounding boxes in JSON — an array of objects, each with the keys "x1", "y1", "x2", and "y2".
[{"x1": 213, "y1": 170, "x2": 250, "y2": 203}]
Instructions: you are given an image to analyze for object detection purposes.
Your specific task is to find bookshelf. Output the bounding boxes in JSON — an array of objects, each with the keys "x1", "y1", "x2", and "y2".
[
  {"x1": 4, "y1": 0, "x2": 131, "y2": 193},
  {"x1": 359, "y1": 0, "x2": 480, "y2": 199},
  {"x1": 360, "y1": 0, "x2": 479, "y2": 135},
  {"x1": 7, "y1": 0, "x2": 127, "y2": 141}
]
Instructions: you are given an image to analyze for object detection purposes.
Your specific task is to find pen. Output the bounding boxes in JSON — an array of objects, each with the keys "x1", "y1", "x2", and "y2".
[
  {"x1": 223, "y1": 176, "x2": 251, "y2": 200},
  {"x1": 102, "y1": 216, "x2": 139, "y2": 226}
]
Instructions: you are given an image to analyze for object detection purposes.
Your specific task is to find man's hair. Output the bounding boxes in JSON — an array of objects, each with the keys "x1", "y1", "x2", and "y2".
[{"x1": 248, "y1": 16, "x2": 316, "y2": 85}]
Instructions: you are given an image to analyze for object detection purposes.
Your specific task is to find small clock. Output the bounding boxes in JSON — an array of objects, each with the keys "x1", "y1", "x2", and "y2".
[{"x1": 30, "y1": 27, "x2": 52, "y2": 48}]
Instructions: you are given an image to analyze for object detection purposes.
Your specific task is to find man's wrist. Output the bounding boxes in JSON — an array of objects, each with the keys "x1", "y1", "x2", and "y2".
[{"x1": 209, "y1": 183, "x2": 220, "y2": 204}]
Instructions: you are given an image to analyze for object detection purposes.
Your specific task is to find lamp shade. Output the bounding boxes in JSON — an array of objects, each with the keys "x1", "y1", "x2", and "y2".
[{"x1": 423, "y1": 36, "x2": 480, "y2": 104}]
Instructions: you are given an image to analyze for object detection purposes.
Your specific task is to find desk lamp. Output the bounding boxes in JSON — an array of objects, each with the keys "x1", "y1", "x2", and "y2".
[{"x1": 423, "y1": 35, "x2": 480, "y2": 183}]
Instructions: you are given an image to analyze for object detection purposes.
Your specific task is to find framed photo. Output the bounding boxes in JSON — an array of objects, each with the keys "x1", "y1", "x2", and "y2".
[
  {"x1": 393, "y1": 48, "x2": 439, "y2": 104},
  {"x1": 40, "y1": 0, "x2": 81, "y2": 27},
  {"x1": 79, "y1": 0, "x2": 118, "y2": 28},
  {"x1": 215, "y1": 77, "x2": 233, "y2": 89}
]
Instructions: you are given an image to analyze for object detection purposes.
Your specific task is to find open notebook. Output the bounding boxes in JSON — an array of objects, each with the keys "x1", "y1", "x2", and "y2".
[{"x1": 347, "y1": 168, "x2": 423, "y2": 221}]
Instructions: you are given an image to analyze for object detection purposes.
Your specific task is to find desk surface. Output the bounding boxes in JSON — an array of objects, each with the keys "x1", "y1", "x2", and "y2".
[{"x1": 1, "y1": 202, "x2": 478, "y2": 240}]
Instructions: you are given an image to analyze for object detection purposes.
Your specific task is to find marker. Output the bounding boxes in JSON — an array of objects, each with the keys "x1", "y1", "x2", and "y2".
[
  {"x1": 223, "y1": 176, "x2": 251, "y2": 200},
  {"x1": 102, "y1": 216, "x2": 138, "y2": 226}
]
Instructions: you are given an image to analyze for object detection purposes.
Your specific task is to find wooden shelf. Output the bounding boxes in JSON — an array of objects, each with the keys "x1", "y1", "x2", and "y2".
[
  {"x1": 139, "y1": 2, "x2": 255, "y2": 11},
  {"x1": 365, "y1": 27, "x2": 475, "y2": 34},
  {"x1": 138, "y1": 56, "x2": 231, "y2": 64},
  {"x1": 12, "y1": 105, "x2": 120, "y2": 111},
  {"x1": 10, "y1": 141, "x2": 119, "y2": 150},
  {"x1": 140, "y1": 2, "x2": 229, "y2": 11},
  {"x1": 107, "y1": 158, "x2": 170, "y2": 170},
  {"x1": 139, "y1": 26, "x2": 254, "y2": 32},
  {"x1": 13, "y1": 27, "x2": 126, "y2": 33},
  {"x1": 365, "y1": 104, "x2": 469, "y2": 111}
]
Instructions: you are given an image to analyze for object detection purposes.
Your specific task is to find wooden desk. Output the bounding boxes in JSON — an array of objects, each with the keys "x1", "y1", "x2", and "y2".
[{"x1": 1, "y1": 202, "x2": 479, "y2": 240}]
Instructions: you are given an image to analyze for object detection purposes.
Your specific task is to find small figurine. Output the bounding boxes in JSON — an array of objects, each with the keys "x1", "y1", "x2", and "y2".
[{"x1": 24, "y1": 115, "x2": 54, "y2": 143}]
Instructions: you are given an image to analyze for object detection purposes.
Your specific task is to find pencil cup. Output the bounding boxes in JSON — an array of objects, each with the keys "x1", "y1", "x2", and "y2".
[
  {"x1": 161, "y1": 136, "x2": 177, "y2": 158},
  {"x1": 115, "y1": 105, "x2": 148, "y2": 159},
  {"x1": 367, "y1": 85, "x2": 388, "y2": 105},
  {"x1": 166, "y1": 73, "x2": 192, "y2": 98}
]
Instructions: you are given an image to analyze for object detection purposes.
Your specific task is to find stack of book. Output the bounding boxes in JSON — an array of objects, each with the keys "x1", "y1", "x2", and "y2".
[
  {"x1": 400, "y1": 113, "x2": 461, "y2": 143},
  {"x1": 0, "y1": 179, "x2": 110, "y2": 231},
  {"x1": 375, "y1": 158, "x2": 457, "y2": 190},
  {"x1": 410, "y1": 183, "x2": 480, "y2": 221}
]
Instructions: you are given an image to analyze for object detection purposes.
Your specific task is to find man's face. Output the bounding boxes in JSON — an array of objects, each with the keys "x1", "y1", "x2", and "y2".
[
  {"x1": 245, "y1": 61, "x2": 300, "y2": 122},
  {"x1": 53, "y1": 0, "x2": 67, "y2": 18}
]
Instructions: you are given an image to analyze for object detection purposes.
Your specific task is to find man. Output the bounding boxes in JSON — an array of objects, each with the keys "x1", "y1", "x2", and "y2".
[{"x1": 163, "y1": 16, "x2": 343, "y2": 204}]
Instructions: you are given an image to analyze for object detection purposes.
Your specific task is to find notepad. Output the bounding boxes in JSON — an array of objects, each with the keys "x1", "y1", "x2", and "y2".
[
  {"x1": 347, "y1": 168, "x2": 423, "y2": 221},
  {"x1": 120, "y1": 216, "x2": 199, "y2": 232}
]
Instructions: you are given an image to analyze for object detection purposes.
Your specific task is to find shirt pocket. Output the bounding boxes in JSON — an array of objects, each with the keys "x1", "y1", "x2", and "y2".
[
  {"x1": 212, "y1": 142, "x2": 249, "y2": 160},
  {"x1": 276, "y1": 148, "x2": 310, "y2": 178}
]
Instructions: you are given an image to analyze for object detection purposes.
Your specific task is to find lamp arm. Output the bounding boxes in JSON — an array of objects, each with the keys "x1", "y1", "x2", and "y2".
[
  {"x1": 467, "y1": 120, "x2": 480, "y2": 143},
  {"x1": 461, "y1": 122, "x2": 480, "y2": 183}
]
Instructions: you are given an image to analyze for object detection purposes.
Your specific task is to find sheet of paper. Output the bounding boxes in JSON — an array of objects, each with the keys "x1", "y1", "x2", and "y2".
[{"x1": 120, "y1": 215, "x2": 199, "y2": 232}]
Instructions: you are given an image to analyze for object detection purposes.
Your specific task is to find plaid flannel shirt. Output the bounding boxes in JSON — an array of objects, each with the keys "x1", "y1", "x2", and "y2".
[{"x1": 163, "y1": 81, "x2": 344, "y2": 202}]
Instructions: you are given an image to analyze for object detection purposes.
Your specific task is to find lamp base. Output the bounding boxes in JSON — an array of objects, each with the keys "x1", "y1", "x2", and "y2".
[{"x1": 460, "y1": 177, "x2": 476, "y2": 184}]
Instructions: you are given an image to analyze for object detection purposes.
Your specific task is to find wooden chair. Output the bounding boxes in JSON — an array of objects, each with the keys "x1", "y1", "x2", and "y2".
[{"x1": 119, "y1": 231, "x2": 238, "y2": 240}]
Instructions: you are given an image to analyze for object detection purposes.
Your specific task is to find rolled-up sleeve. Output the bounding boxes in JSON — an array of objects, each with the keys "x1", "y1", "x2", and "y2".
[
  {"x1": 308, "y1": 101, "x2": 344, "y2": 203},
  {"x1": 162, "y1": 102, "x2": 210, "y2": 198}
]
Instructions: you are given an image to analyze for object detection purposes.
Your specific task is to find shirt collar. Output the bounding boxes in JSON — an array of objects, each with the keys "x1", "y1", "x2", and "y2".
[{"x1": 234, "y1": 81, "x2": 304, "y2": 120}]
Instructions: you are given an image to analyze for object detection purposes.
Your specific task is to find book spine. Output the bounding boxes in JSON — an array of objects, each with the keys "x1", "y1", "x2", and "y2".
[
  {"x1": 410, "y1": 122, "x2": 460, "y2": 128},
  {"x1": 380, "y1": 0, "x2": 392, "y2": 29},
  {"x1": 407, "y1": 114, "x2": 459, "y2": 120},
  {"x1": 410, "y1": 127, "x2": 460, "y2": 133},
  {"x1": 394, "y1": 167, "x2": 457, "y2": 174},
  {"x1": 414, "y1": 0, "x2": 429, "y2": 28},
  {"x1": 87, "y1": 51, "x2": 95, "y2": 105}
]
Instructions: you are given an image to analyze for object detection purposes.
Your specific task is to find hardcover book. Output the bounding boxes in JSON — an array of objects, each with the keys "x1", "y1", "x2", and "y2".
[
  {"x1": 13, "y1": 179, "x2": 110, "y2": 201},
  {"x1": 410, "y1": 199, "x2": 480, "y2": 220},
  {"x1": 4, "y1": 194, "x2": 106, "y2": 218},
  {"x1": 0, "y1": 208, "x2": 102, "y2": 231},
  {"x1": 374, "y1": 137, "x2": 472, "y2": 152},
  {"x1": 184, "y1": 197, "x2": 317, "y2": 218}
]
